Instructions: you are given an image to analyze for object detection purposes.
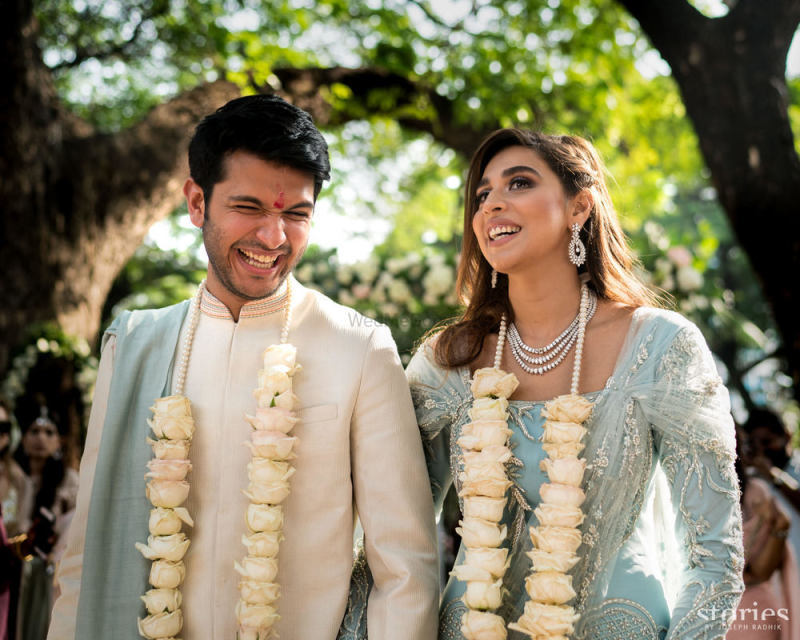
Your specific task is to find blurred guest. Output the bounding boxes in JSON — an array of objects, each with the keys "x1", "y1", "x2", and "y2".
[
  {"x1": 1, "y1": 399, "x2": 32, "y2": 640},
  {"x1": 728, "y1": 429, "x2": 799, "y2": 640},
  {"x1": 0, "y1": 400, "x2": 31, "y2": 538},
  {"x1": 747, "y1": 408, "x2": 800, "y2": 515},
  {"x1": 12, "y1": 409, "x2": 77, "y2": 640}
]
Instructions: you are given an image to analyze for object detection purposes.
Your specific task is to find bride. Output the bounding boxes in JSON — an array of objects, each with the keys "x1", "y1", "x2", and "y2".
[{"x1": 407, "y1": 129, "x2": 744, "y2": 639}]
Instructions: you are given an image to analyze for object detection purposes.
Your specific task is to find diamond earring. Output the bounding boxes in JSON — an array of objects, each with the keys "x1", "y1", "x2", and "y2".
[{"x1": 569, "y1": 223, "x2": 586, "y2": 267}]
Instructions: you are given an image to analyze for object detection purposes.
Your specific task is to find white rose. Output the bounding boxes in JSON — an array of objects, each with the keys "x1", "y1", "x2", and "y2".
[
  {"x1": 239, "y1": 580, "x2": 281, "y2": 605},
  {"x1": 464, "y1": 578, "x2": 504, "y2": 610},
  {"x1": 457, "y1": 518, "x2": 507, "y2": 548},
  {"x1": 245, "y1": 504, "x2": 284, "y2": 532},
  {"x1": 245, "y1": 430, "x2": 297, "y2": 460},
  {"x1": 525, "y1": 571, "x2": 576, "y2": 605},
  {"x1": 234, "y1": 557, "x2": 279, "y2": 582},
  {"x1": 272, "y1": 389, "x2": 299, "y2": 411},
  {"x1": 248, "y1": 459, "x2": 294, "y2": 485},
  {"x1": 146, "y1": 480, "x2": 190, "y2": 508},
  {"x1": 135, "y1": 533, "x2": 190, "y2": 562},
  {"x1": 509, "y1": 601, "x2": 578, "y2": 637},
  {"x1": 470, "y1": 368, "x2": 519, "y2": 399},
  {"x1": 149, "y1": 560, "x2": 185, "y2": 589},
  {"x1": 150, "y1": 395, "x2": 192, "y2": 417},
  {"x1": 676, "y1": 264, "x2": 703, "y2": 291},
  {"x1": 460, "y1": 461, "x2": 508, "y2": 483},
  {"x1": 235, "y1": 602, "x2": 280, "y2": 629},
  {"x1": 464, "y1": 547, "x2": 509, "y2": 579},
  {"x1": 242, "y1": 531, "x2": 282, "y2": 558},
  {"x1": 387, "y1": 278, "x2": 412, "y2": 304},
  {"x1": 450, "y1": 563, "x2": 493, "y2": 582},
  {"x1": 257, "y1": 365, "x2": 293, "y2": 396},
  {"x1": 253, "y1": 386, "x2": 299, "y2": 411},
  {"x1": 458, "y1": 421, "x2": 512, "y2": 450},
  {"x1": 146, "y1": 459, "x2": 192, "y2": 481},
  {"x1": 147, "y1": 437, "x2": 191, "y2": 460},
  {"x1": 539, "y1": 482, "x2": 585, "y2": 508},
  {"x1": 149, "y1": 507, "x2": 193, "y2": 535},
  {"x1": 459, "y1": 477, "x2": 512, "y2": 499},
  {"x1": 526, "y1": 548, "x2": 580, "y2": 573},
  {"x1": 141, "y1": 588, "x2": 182, "y2": 614},
  {"x1": 245, "y1": 408, "x2": 298, "y2": 433},
  {"x1": 263, "y1": 344, "x2": 297, "y2": 369},
  {"x1": 542, "y1": 441, "x2": 585, "y2": 459},
  {"x1": 534, "y1": 503, "x2": 585, "y2": 528},
  {"x1": 542, "y1": 394, "x2": 593, "y2": 423},
  {"x1": 461, "y1": 610, "x2": 507, "y2": 640},
  {"x1": 468, "y1": 397, "x2": 509, "y2": 422},
  {"x1": 137, "y1": 610, "x2": 183, "y2": 639},
  {"x1": 541, "y1": 421, "x2": 587, "y2": 444},
  {"x1": 147, "y1": 415, "x2": 195, "y2": 440},
  {"x1": 244, "y1": 480, "x2": 291, "y2": 505},
  {"x1": 463, "y1": 445, "x2": 512, "y2": 467},
  {"x1": 529, "y1": 526, "x2": 583, "y2": 554},
  {"x1": 463, "y1": 496, "x2": 507, "y2": 522},
  {"x1": 539, "y1": 457, "x2": 586, "y2": 486}
]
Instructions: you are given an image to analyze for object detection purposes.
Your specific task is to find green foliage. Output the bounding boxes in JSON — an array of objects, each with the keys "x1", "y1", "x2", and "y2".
[{"x1": 33, "y1": 0, "x2": 799, "y2": 422}]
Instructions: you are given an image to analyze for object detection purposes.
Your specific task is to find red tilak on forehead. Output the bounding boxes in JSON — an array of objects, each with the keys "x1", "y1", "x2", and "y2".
[{"x1": 273, "y1": 191, "x2": 285, "y2": 209}]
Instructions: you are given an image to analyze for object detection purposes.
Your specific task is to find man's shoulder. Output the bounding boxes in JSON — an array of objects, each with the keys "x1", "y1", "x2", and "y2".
[
  {"x1": 300, "y1": 286, "x2": 389, "y2": 343},
  {"x1": 106, "y1": 300, "x2": 191, "y2": 340}
]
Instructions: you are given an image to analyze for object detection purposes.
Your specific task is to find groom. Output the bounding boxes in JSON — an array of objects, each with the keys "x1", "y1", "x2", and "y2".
[{"x1": 48, "y1": 95, "x2": 438, "y2": 639}]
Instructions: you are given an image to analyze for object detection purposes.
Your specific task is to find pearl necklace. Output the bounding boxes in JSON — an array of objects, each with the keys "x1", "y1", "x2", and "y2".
[
  {"x1": 507, "y1": 287, "x2": 596, "y2": 376},
  {"x1": 136, "y1": 279, "x2": 297, "y2": 640}
]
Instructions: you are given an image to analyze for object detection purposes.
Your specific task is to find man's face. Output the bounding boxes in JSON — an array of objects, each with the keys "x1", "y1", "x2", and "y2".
[{"x1": 185, "y1": 151, "x2": 315, "y2": 312}]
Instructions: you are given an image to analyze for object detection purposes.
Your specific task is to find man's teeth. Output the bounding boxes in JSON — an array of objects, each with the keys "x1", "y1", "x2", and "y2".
[
  {"x1": 489, "y1": 225, "x2": 521, "y2": 240},
  {"x1": 240, "y1": 249, "x2": 277, "y2": 267}
]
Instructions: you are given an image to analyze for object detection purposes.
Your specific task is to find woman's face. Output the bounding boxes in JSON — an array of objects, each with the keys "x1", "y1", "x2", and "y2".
[
  {"x1": 471, "y1": 145, "x2": 584, "y2": 277},
  {"x1": 22, "y1": 419, "x2": 60, "y2": 461}
]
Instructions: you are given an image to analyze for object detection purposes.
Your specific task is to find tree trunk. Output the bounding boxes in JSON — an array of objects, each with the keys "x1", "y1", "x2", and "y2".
[
  {"x1": 0, "y1": 0, "x2": 239, "y2": 375},
  {"x1": 617, "y1": 0, "x2": 800, "y2": 400}
]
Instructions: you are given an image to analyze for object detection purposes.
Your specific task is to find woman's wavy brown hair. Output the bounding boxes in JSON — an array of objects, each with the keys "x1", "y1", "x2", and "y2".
[{"x1": 433, "y1": 128, "x2": 659, "y2": 368}]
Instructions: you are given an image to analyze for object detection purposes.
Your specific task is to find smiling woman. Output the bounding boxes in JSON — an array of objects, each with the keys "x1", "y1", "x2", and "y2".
[{"x1": 406, "y1": 128, "x2": 744, "y2": 640}]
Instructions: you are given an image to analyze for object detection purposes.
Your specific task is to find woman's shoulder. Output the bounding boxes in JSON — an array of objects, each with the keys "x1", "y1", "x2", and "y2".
[{"x1": 407, "y1": 335, "x2": 470, "y2": 396}]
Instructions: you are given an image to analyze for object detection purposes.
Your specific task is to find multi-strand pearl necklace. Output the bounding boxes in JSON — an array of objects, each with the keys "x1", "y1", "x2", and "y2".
[
  {"x1": 507, "y1": 289, "x2": 596, "y2": 375},
  {"x1": 136, "y1": 279, "x2": 298, "y2": 640},
  {"x1": 456, "y1": 284, "x2": 594, "y2": 640}
]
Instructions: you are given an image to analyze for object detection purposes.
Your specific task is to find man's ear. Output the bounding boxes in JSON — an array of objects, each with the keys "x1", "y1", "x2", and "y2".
[
  {"x1": 570, "y1": 189, "x2": 594, "y2": 228},
  {"x1": 184, "y1": 178, "x2": 205, "y2": 228}
]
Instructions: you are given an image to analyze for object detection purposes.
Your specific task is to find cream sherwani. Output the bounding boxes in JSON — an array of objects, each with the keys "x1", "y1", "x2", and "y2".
[{"x1": 48, "y1": 278, "x2": 438, "y2": 639}]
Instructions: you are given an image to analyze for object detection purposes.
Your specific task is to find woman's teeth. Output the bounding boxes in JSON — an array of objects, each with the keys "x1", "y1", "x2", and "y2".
[{"x1": 489, "y1": 225, "x2": 521, "y2": 240}]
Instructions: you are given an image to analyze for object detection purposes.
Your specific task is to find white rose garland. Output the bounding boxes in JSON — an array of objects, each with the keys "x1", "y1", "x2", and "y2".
[
  {"x1": 454, "y1": 316, "x2": 518, "y2": 640},
  {"x1": 234, "y1": 283, "x2": 298, "y2": 640},
  {"x1": 509, "y1": 284, "x2": 593, "y2": 640},
  {"x1": 235, "y1": 341, "x2": 299, "y2": 640},
  {"x1": 453, "y1": 284, "x2": 594, "y2": 640},
  {"x1": 136, "y1": 394, "x2": 195, "y2": 639}
]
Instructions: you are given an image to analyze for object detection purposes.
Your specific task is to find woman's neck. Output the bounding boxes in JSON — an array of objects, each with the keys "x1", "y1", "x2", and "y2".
[
  {"x1": 507, "y1": 269, "x2": 583, "y2": 344},
  {"x1": 28, "y1": 456, "x2": 45, "y2": 477}
]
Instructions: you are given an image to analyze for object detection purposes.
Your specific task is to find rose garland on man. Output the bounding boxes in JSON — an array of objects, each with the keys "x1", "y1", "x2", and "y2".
[{"x1": 235, "y1": 343, "x2": 300, "y2": 639}]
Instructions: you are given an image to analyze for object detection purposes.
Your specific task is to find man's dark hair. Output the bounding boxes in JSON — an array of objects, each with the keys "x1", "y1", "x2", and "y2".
[{"x1": 188, "y1": 94, "x2": 330, "y2": 202}]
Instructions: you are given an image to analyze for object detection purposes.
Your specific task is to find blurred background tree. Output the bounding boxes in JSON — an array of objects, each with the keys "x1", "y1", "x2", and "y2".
[{"x1": 1, "y1": 0, "x2": 798, "y2": 451}]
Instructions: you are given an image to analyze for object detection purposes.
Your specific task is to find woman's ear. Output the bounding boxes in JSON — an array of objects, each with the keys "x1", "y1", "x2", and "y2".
[
  {"x1": 569, "y1": 189, "x2": 594, "y2": 228},
  {"x1": 183, "y1": 178, "x2": 206, "y2": 228}
]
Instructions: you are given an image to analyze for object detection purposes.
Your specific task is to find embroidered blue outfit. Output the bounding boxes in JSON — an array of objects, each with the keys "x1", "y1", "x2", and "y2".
[{"x1": 407, "y1": 308, "x2": 744, "y2": 640}]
